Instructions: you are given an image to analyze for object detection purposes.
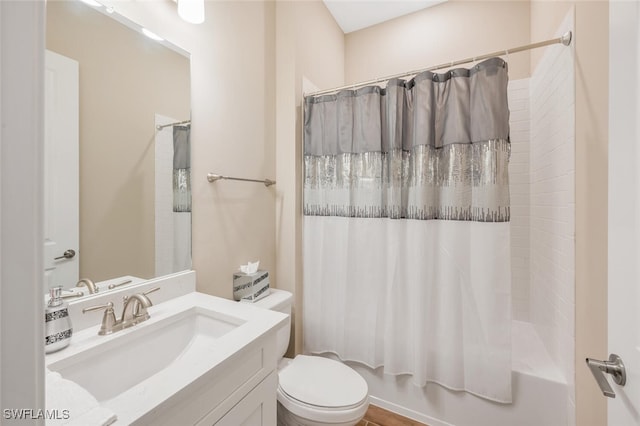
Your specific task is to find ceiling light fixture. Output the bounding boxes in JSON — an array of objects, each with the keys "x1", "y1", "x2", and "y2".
[
  {"x1": 79, "y1": 0, "x2": 103, "y2": 7},
  {"x1": 178, "y1": 0, "x2": 205, "y2": 24}
]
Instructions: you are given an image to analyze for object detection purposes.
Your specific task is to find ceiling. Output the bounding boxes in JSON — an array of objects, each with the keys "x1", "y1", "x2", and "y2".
[{"x1": 323, "y1": 0, "x2": 447, "y2": 34}]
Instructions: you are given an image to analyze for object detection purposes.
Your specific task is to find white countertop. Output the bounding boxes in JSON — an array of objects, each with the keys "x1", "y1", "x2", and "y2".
[{"x1": 46, "y1": 291, "x2": 287, "y2": 424}]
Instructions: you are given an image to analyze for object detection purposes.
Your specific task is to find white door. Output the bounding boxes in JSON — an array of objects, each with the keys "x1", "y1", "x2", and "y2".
[
  {"x1": 607, "y1": 0, "x2": 640, "y2": 423},
  {"x1": 44, "y1": 50, "x2": 79, "y2": 290}
]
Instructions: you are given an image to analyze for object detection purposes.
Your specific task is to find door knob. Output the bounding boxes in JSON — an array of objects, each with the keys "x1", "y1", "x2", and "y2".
[
  {"x1": 54, "y1": 249, "x2": 76, "y2": 260},
  {"x1": 586, "y1": 354, "x2": 626, "y2": 398}
]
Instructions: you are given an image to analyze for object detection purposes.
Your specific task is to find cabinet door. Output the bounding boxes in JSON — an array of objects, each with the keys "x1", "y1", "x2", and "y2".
[{"x1": 206, "y1": 371, "x2": 277, "y2": 426}]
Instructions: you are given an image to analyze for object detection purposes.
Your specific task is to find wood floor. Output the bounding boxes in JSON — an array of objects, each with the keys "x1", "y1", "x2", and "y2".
[{"x1": 357, "y1": 404, "x2": 427, "y2": 426}]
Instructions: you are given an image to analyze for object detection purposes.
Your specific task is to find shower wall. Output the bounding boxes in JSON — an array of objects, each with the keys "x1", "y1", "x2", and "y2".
[
  {"x1": 529, "y1": 19, "x2": 576, "y2": 421},
  {"x1": 487, "y1": 40, "x2": 576, "y2": 385},
  {"x1": 511, "y1": 16, "x2": 576, "y2": 421},
  {"x1": 508, "y1": 79, "x2": 531, "y2": 321}
]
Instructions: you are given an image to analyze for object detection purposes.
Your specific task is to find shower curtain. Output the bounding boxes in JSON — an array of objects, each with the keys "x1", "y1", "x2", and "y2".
[
  {"x1": 173, "y1": 124, "x2": 191, "y2": 213},
  {"x1": 172, "y1": 124, "x2": 191, "y2": 272},
  {"x1": 302, "y1": 58, "x2": 512, "y2": 403}
]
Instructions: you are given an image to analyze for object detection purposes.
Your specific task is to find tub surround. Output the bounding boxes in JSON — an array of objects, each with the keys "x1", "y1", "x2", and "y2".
[{"x1": 529, "y1": 12, "x2": 576, "y2": 416}]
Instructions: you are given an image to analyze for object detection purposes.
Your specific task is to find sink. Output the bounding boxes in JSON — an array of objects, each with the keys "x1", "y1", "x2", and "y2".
[
  {"x1": 46, "y1": 291, "x2": 288, "y2": 424},
  {"x1": 48, "y1": 307, "x2": 244, "y2": 402}
]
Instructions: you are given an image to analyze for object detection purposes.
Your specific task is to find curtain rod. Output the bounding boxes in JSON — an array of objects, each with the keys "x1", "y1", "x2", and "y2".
[
  {"x1": 156, "y1": 119, "x2": 191, "y2": 130},
  {"x1": 305, "y1": 31, "x2": 572, "y2": 97}
]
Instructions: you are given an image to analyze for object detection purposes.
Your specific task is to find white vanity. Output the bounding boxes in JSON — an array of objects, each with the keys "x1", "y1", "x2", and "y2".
[{"x1": 46, "y1": 272, "x2": 287, "y2": 425}]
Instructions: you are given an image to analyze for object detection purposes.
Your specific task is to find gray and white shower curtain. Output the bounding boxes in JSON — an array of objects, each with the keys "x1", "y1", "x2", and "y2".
[
  {"x1": 172, "y1": 124, "x2": 191, "y2": 272},
  {"x1": 303, "y1": 58, "x2": 513, "y2": 403},
  {"x1": 173, "y1": 125, "x2": 191, "y2": 213}
]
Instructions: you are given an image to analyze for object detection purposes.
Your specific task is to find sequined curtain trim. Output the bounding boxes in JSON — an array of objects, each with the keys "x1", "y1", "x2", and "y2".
[
  {"x1": 173, "y1": 125, "x2": 191, "y2": 213},
  {"x1": 304, "y1": 139, "x2": 510, "y2": 222},
  {"x1": 173, "y1": 168, "x2": 191, "y2": 213}
]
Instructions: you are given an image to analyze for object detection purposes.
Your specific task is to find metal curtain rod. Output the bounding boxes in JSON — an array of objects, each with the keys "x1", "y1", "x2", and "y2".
[
  {"x1": 207, "y1": 173, "x2": 276, "y2": 187},
  {"x1": 305, "y1": 31, "x2": 573, "y2": 97},
  {"x1": 156, "y1": 119, "x2": 191, "y2": 130}
]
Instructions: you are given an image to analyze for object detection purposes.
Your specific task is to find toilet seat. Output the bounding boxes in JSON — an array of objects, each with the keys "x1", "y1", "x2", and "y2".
[{"x1": 277, "y1": 355, "x2": 369, "y2": 424}]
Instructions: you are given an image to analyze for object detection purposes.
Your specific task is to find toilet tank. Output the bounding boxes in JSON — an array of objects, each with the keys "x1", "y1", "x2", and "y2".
[{"x1": 250, "y1": 288, "x2": 292, "y2": 359}]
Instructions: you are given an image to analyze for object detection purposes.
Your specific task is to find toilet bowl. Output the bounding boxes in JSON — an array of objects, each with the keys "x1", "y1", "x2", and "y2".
[{"x1": 250, "y1": 289, "x2": 369, "y2": 426}]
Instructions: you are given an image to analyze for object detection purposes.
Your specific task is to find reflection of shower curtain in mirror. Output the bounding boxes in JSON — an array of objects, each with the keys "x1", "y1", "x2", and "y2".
[
  {"x1": 172, "y1": 125, "x2": 191, "y2": 273},
  {"x1": 173, "y1": 125, "x2": 191, "y2": 213},
  {"x1": 302, "y1": 58, "x2": 513, "y2": 403},
  {"x1": 154, "y1": 115, "x2": 191, "y2": 276}
]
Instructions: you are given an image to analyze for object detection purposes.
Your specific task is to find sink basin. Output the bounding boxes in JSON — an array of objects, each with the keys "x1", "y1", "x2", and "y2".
[
  {"x1": 49, "y1": 307, "x2": 244, "y2": 402},
  {"x1": 46, "y1": 291, "x2": 287, "y2": 424}
]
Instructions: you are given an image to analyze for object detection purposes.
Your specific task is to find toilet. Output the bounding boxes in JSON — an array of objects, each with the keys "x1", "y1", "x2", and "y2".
[{"x1": 251, "y1": 289, "x2": 369, "y2": 426}]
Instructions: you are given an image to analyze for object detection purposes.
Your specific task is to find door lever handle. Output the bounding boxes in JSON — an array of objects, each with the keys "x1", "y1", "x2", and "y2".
[
  {"x1": 586, "y1": 354, "x2": 626, "y2": 398},
  {"x1": 54, "y1": 249, "x2": 76, "y2": 260}
]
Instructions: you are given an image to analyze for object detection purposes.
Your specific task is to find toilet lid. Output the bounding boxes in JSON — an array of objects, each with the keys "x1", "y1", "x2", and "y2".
[{"x1": 278, "y1": 355, "x2": 368, "y2": 409}]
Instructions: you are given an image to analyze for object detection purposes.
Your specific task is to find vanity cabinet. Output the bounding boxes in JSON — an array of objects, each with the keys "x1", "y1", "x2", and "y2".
[
  {"x1": 131, "y1": 335, "x2": 279, "y2": 426},
  {"x1": 205, "y1": 371, "x2": 277, "y2": 426},
  {"x1": 48, "y1": 290, "x2": 286, "y2": 426}
]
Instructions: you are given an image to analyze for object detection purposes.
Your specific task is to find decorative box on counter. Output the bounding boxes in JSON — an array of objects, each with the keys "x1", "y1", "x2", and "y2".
[{"x1": 233, "y1": 269, "x2": 270, "y2": 302}]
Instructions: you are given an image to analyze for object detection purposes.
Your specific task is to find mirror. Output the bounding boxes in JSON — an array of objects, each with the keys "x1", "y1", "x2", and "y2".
[{"x1": 45, "y1": 1, "x2": 191, "y2": 296}]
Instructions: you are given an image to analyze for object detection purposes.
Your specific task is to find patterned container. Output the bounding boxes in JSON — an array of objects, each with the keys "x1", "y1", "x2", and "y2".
[
  {"x1": 45, "y1": 286, "x2": 73, "y2": 353},
  {"x1": 233, "y1": 270, "x2": 270, "y2": 302}
]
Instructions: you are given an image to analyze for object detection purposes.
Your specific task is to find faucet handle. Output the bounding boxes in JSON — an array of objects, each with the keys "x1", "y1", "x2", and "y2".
[
  {"x1": 82, "y1": 301, "x2": 113, "y2": 313},
  {"x1": 107, "y1": 279, "x2": 133, "y2": 290},
  {"x1": 61, "y1": 290, "x2": 85, "y2": 299},
  {"x1": 123, "y1": 287, "x2": 159, "y2": 306},
  {"x1": 143, "y1": 287, "x2": 160, "y2": 297},
  {"x1": 82, "y1": 302, "x2": 117, "y2": 335}
]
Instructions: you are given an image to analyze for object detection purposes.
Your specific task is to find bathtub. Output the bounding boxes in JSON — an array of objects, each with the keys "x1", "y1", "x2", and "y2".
[{"x1": 340, "y1": 321, "x2": 568, "y2": 426}]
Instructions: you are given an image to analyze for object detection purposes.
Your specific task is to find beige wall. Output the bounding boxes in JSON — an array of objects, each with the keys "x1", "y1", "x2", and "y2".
[
  {"x1": 189, "y1": 0, "x2": 277, "y2": 299},
  {"x1": 573, "y1": 4, "x2": 609, "y2": 424},
  {"x1": 46, "y1": 1, "x2": 190, "y2": 282},
  {"x1": 275, "y1": 0, "x2": 345, "y2": 354},
  {"x1": 345, "y1": 0, "x2": 531, "y2": 83},
  {"x1": 530, "y1": 1, "x2": 574, "y2": 72},
  {"x1": 190, "y1": 0, "x2": 276, "y2": 299},
  {"x1": 99, "y1": 0, "x2": 277, "y2": 298},
  {"x1": 105, "y1": 0, "x2": 343, "y2": 356}
]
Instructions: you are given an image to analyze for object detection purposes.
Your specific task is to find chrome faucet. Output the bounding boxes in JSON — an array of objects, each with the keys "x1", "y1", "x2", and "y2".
[
  {"x1": 82, "y1": 287, "x2": 159, "y2": 335},
  {"x1": 76, "y1": 278, "x2": 98, "y2": 294}
]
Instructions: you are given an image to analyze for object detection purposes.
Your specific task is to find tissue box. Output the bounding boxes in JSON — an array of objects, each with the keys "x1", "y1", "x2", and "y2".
[{"x1": 233, "y1": 270, "x2": 270, "y2": 302}]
